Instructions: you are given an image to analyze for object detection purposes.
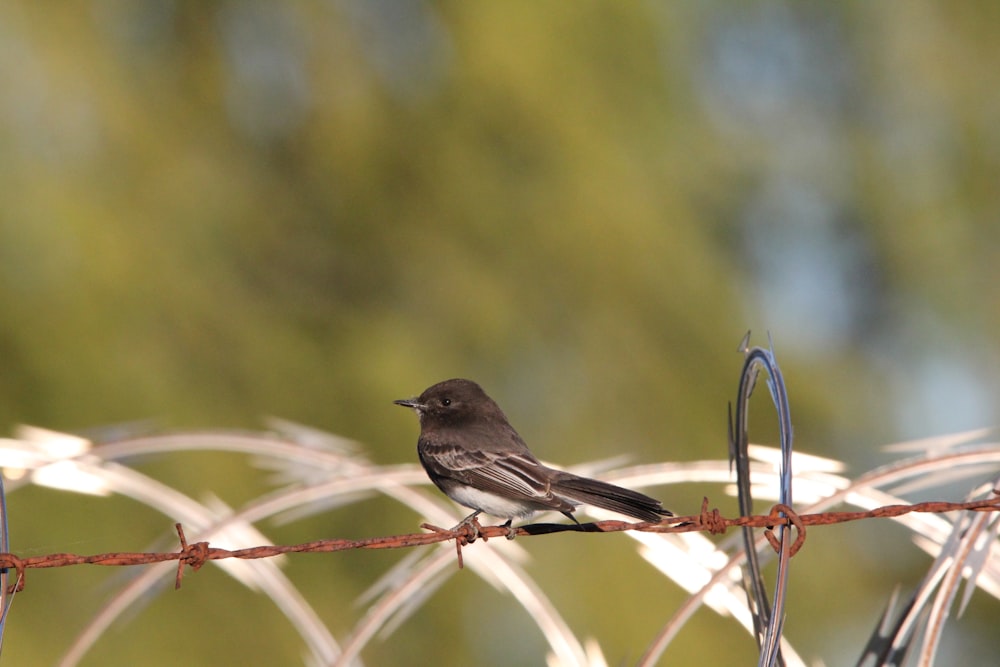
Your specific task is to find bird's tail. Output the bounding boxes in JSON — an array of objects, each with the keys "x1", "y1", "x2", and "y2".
[{"x1": 552, "y1": 472, "x2": 672, "y2": 523}]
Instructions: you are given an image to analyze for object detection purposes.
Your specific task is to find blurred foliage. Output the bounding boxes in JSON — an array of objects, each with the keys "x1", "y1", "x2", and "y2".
[{"x1": 1, "y1": 1, "x2": 999, "y2": 665}]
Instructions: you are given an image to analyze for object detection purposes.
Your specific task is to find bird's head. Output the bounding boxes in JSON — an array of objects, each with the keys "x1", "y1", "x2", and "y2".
[{"x1": 394, "y1": 378, "x2": 503, "y2": 427}]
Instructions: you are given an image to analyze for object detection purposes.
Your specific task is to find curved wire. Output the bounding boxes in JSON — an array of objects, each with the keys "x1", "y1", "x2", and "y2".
[
  {"x1": 0, "y1": 470, "x2": 9, "y2": 655},
  {"x1": 730, "y1": 333, "x2": 794, "y2": 667}
]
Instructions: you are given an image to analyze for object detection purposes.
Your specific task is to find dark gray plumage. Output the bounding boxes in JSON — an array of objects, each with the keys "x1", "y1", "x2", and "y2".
[{"x1": 395, "y1": 378, "x2": 672, "y2": 526}]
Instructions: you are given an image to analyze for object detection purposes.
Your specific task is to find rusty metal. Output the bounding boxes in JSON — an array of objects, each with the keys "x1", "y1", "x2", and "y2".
[{"x1": 0, "y1": 495, "x2": 994, "y2": 590}]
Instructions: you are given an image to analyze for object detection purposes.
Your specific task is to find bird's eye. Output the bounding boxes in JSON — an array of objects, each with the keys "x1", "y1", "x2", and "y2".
[{"x1": 441, "y1": 398, "x2": 451, "y2": 406}]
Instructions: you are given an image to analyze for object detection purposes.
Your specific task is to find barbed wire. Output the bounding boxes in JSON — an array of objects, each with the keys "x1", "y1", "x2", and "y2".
[{"x1": 0, "y1": 494, "x2": 996, "y2": 594}]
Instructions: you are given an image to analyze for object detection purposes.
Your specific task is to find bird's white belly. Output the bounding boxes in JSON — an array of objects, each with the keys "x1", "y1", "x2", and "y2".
[{"x1": 448, "y1": 485, "x2": 541, "y2": 519}]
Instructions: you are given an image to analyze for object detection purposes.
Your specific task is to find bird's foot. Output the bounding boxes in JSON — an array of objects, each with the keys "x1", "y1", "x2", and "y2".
[{"x1": 452, "y1": 511, "x2": 483, "y2": 544}]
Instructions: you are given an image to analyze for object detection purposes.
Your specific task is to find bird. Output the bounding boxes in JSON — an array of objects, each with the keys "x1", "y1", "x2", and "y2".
[{"x1": 394, "y1": 378, "x2": 672, "y2": 536}]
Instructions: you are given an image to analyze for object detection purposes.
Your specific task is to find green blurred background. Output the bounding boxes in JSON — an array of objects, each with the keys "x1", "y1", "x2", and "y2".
[{"x1": 2, "y1": 1, "x2": 999, "y2": 665}]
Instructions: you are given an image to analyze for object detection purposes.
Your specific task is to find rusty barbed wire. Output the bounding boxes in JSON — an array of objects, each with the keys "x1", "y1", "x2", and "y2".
[{"x1": 0, "y1": 494, "x2": 996, "y2": 593}]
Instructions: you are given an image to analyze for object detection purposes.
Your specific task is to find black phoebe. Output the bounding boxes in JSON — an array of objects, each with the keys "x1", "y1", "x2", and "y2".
[{"x1": 395, "y1": 378, "x2": 672, "y2": 533}]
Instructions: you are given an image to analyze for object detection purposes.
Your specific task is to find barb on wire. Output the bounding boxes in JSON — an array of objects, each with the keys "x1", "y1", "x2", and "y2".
[{"x1": 730, "y1": 332, "x2": 794, "y2": 667}]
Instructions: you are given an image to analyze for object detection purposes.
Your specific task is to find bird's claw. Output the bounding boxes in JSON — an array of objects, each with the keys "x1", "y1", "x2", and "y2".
[{"x1": 453, "y1": 512, "x2": 483, "y2": 544}]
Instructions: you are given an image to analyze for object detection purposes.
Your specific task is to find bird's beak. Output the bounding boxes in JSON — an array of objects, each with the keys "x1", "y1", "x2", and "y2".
[{"x1": 394, "y1": 397, "x2": 424, "y2": 411}]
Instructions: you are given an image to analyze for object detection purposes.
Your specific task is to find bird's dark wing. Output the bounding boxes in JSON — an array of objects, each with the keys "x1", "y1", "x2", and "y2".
[{"x1": 418, "y1": 438, "x2": 575, "y2": 512}]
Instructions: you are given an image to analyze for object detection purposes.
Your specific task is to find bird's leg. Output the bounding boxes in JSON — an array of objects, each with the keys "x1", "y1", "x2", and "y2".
[{"x1": 500, "y1": 519, "x2": 517, "y2": 540}]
